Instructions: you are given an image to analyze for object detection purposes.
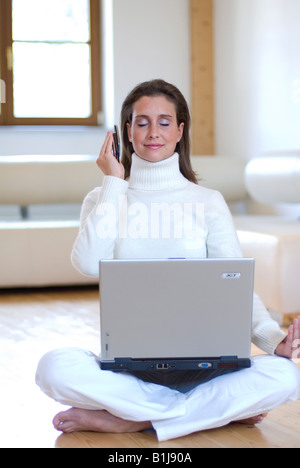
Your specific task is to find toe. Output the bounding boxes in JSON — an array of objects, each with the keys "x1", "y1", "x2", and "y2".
[{"x1": 52, "y1": 410, "x2": 70, "y2": 430}]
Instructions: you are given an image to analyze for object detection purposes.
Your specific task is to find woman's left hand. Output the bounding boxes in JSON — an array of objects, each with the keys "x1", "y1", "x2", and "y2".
[{"x1": 275, "y1": 316, "x2": 300, "y2": 359}]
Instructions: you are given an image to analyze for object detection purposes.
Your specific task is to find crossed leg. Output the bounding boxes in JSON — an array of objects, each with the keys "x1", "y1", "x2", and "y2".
[{"x1": 36, "y1": 348, "x2": 299, "y2": 441}]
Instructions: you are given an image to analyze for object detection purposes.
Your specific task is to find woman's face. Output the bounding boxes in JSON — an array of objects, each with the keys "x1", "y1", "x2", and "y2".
[{"x1": 126, "y1": 95, "x2": 184, "y2": 163}]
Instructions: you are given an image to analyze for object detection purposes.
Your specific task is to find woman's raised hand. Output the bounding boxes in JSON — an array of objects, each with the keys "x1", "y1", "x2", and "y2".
[
  {"x1": 96, "y1": 131, "x2": 125, "y2": 179},
  {"x1": 275, "y1": 316, "x2": 300, "y2": 360}
]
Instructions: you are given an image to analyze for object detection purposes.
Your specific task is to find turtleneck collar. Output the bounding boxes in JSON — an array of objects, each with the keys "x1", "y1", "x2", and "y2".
[{"x1": 128, "y1": 153, "x2": 188, "y2": 191}]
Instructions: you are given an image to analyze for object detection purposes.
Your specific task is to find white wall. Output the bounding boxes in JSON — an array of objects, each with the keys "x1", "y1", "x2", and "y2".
[
  {"x1": 0, "y1": 0, "x2": 190, "y2": 156},
  {"x1": 112, "y1": 0, "x2": 190, "y2": 126},
  {"x1": 214, "y1": 0, "x2": 300, "y2": 160}
]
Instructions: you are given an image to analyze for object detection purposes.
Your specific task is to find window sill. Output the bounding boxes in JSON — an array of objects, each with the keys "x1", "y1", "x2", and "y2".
[{"x1": 0, "y1": 125, "x2": 105, "y2": 133}]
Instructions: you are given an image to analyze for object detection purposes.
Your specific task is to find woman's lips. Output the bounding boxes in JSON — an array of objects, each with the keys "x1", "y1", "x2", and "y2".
[{"x1": 144, "y1": 144, "x2": 163, "y2": 150}]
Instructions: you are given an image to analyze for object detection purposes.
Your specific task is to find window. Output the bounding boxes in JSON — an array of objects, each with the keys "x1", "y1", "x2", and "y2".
[{"x1": 0, "y1": 0, "x2": 101, "y2": 125}]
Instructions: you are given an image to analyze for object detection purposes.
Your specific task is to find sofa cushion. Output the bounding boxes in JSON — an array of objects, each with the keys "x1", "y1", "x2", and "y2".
[{"x1": 0, "y1": 220, "x2": 96, "y2": 287}]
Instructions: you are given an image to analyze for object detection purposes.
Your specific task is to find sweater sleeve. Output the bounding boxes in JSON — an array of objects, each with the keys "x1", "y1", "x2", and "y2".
[
  {"x1": 252, "y1": 294, "x2": 286, "y2": 355},
  {"x1": 206, "y1": 191, "x2": 243, "y2": 258},
  {"x1": 206, "y1": 191, "x2": 286, "y2": 355},
  {"x1": 71, "y1": 176, "x2": 129, "y2": 277}
]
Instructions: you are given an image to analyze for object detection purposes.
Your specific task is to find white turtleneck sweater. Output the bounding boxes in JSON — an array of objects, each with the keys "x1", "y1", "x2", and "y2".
[{"x1": 71, "y1": 153, "x2": 286, "y2": 355}]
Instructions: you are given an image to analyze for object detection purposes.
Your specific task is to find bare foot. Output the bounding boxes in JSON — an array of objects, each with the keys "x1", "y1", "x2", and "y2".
[
  {"x1": 53, "y1": 407, "x2": 152, "y2": 434},
  {"x1": 235, "y1": 413, "x2": 268, "y2": 426}
]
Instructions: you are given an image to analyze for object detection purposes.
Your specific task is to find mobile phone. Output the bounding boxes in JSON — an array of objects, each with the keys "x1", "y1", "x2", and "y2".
[{"x1": 112, "y1": 125, "x2": 120, "y2": 162}]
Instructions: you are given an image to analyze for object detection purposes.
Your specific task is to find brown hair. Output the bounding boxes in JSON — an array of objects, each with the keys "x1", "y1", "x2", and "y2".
[{"x1": 120, "y1": 79, "x2": 198, "y2": 184}]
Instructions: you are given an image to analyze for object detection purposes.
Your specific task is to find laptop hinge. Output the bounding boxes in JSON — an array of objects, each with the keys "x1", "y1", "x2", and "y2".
[{"x1": 100, "y1": 356, "x2": 251, "y2": 371}]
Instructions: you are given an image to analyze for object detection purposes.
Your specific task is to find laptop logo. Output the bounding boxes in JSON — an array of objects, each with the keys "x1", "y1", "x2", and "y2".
[{"x1": 222, "y1": 272, "x2": 241, "y2": 279}]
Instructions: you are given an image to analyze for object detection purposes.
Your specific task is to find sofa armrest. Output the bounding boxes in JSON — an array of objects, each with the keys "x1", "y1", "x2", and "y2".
[{"x1": 245, "y1": 156, "x2": 300, "y2": 204}]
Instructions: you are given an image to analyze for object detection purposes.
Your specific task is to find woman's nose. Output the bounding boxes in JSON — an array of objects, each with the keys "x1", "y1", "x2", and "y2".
[{"x1": 147, "y1": 124, "x2": 159, "y2": 138}]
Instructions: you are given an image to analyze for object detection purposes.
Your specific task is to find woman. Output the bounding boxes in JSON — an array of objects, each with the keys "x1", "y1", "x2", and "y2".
[{"x1": 36, "y1": 80, "x2": 300, "y2": 441}]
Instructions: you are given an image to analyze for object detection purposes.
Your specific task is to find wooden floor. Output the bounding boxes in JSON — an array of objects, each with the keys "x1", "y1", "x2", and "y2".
[{"x1": 1, "y1": 287, "x2": 299, "y2": 449}]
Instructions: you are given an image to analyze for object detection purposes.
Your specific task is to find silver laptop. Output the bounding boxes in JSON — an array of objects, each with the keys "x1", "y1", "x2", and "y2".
[{"x1": 99, "y1": 258, "x2": 254, "y2": 372}]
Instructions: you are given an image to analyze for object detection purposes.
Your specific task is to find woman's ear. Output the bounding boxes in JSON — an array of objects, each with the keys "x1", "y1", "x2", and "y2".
[
  {"x1": 126, "y1": 122, "x2": 132, "y2": 142},
  {"x1": 178, "y1": 122, "x2": 184, "y2": 142}
]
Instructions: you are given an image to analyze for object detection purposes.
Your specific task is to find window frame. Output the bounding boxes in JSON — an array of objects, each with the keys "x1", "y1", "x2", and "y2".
[{"x1": 0, "y1": 0, "x2": 102, "y2": 126}]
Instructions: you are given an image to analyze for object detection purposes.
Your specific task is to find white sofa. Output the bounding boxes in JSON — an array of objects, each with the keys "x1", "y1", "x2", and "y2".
[
  {"x1": 0, "y1": 155, "x2": 102, "y2": 287},
  {"x1": 235, "y1": 156, "x2": 300, "y2": 322}
]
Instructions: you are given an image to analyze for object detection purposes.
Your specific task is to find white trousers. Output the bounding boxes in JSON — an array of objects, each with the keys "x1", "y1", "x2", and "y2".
[{"x1": 35, "y1": 348, "x2": 300, "y2": 441}]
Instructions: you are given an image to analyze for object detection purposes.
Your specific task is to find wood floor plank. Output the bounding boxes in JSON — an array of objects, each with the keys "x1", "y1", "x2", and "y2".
[{"x1": 1, "y1": 288, "x2": 299, "y2": 448}]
